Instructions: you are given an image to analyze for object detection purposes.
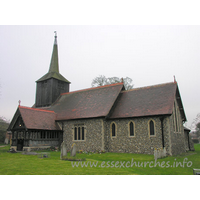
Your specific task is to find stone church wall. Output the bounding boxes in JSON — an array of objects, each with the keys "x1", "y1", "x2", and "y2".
[
  {"x1": 63, "y1": 118, "x2": 104, "y2": 152},
  {"x1": 184, "y1": 131, "x2": 190, "y2": 151},
  {"x1": 168, "y1": 99, "x2": 187, "y2": 155},
  {"x1": 104, "y1": 116, "x2": 171, "y2": 155},
  {"x1": 62, "y1": 113, "x2": 188, "y2": 155},
  {"x1": 169, "y1": 115, "x2": 186, "y2": 155},
  {"x1": 188, "y1": 135, "x2": 195, "y2": 151}
]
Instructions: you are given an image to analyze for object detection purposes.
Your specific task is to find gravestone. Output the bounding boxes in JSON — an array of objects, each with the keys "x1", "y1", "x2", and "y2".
[
  {"x1": 4, "y1": 138, "x2": 9, "y2": 144},
  {"x1": 157, "y1": 148, "x2": 161, "y2": 159},
  {"x1": 154, "y1": 147, "x2": 167, "y2": 160},
  {"x1": 154, "y1": 148, "x2": 157, "y2": 161},
  {"x1": 70, "y1": 143, "x2": 77, "y2": 157},
  {"x1": 60, "y1": 141, "x2": 67, "y2": 159}
]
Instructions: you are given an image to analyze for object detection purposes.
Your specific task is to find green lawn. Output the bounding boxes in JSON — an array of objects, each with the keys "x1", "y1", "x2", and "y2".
[{"x1": 0, "y1": 144, "x2": 199, "y2": 175}]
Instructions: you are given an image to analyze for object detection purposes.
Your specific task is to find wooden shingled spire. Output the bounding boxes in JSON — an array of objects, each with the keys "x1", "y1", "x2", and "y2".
[
  {"x1": 48, "y1": 31, "x2": 59, "y2": 73},
  {"x1": 36, "y1": 32, "x2": 70, "y2": 83}
]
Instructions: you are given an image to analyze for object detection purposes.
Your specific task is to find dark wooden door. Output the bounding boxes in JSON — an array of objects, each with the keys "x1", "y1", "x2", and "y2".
[{"x1": 17, "y1": 139, "x2": 24, "y2": 151}]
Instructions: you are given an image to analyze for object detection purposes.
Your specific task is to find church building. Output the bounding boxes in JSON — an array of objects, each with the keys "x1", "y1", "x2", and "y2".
[{"x1": 8, "y1": 33, "x2": 193, "y2": 155}]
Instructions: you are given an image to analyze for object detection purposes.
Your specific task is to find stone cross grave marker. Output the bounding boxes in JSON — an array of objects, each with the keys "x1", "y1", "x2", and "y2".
[
  {"x1": 70, "y1": 143, "x2": 77, "y2": 157},
  {"x1": 60, "y1": 141, "x2": 67, "y2": 159}
]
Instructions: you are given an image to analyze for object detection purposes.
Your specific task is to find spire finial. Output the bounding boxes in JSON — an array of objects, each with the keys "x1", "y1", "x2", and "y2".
[
  {"x1": 53, "y1": 31, "x2": 57, "y2": 45},
  {"x1": 18, "y1": 100, "x2": 21, "y2": 106},
  {"x1": 121, "y1": 77, "x2": 124, "y2": 83},
  {"x1": 54, "y1": 31, "x2": 57, "y2": 38}
]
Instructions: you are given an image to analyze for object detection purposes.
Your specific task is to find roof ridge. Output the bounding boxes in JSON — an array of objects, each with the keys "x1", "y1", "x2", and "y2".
[
  {"x1": 61, "y1": 82, "x2": 124, "y2": 95},
  {"x1": 19, "y1": 105, "x2": 55, "y2": 113},
  {"x1": 121, "y1": 82, "x2": 176, "y2": 93}
]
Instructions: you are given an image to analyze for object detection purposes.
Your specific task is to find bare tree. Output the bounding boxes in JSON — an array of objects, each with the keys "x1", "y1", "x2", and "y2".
[
  {"x1": 195, "y1": 122, "x2": 200, "y2": 138},
  {"x1": 190, "y1": 113, "x2": 200, "y2": 141},
  {"x1": 123, "y1": 77, "x2": 134, "y2": 90},
  {"x1": 91, "y1": 75, "x2": 134, "y2": 90},
  {"x1": 107, "y1": 77, "x2": 121, "y2": 84},
  {"x1": 91, "y1": 75, "x2": 109, "y2": 87},
  {"x1": 190, "y1": 113, "x2": 200, "y2": 131}
]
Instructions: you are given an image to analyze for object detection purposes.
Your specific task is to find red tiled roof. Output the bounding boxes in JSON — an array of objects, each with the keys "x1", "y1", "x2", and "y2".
[
  {"x1": 18, "y1": 106, "x2": 61, "y2": 130},
  {"x1": 109, "y1": 82, "x2": 179, "y2": 119},
  {"x1": 48, "y1": 83, "x2": 124, "y2": 120},
  {"x1": 9, "y1": 82, "x2": 186, "y2": 131}
]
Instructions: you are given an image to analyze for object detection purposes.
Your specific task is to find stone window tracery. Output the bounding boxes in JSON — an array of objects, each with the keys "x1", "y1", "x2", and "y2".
[{"x1": 74, "y1": 124, "x2": 85, "y2": 141}]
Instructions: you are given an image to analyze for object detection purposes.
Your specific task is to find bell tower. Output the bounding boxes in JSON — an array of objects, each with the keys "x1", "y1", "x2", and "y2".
[{"x1": 35, "y1": 32, "x2": 70, "y2": 107}]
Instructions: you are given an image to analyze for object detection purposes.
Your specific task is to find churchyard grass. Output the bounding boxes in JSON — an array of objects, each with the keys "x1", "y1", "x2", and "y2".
[{"x1": 0, "y1": 144, "x2": 199, "y2": 175}]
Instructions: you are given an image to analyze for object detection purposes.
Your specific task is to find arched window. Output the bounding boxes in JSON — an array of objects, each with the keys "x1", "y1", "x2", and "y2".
[
  {"x1": 129, "y1": 121, "x2": 134, "y2": 136},
  {"x1": 82, "y1": 127, "x2": 85, "y2": 140},
  {"x1": 74, "y1": 127, "x2": 77, "y2": 140},
  {"x1": 78, "y1": 127, "x2": 81, "y2": 140},
  {"x1": 74, "y1": 124, "x2": 85, "y2": 141},
  {"x1": 149, "y1": 120, "x2": 155, "y2": 136},
  {"x1": 111, "y1": 123, "x2": 116, "y2": 137}
]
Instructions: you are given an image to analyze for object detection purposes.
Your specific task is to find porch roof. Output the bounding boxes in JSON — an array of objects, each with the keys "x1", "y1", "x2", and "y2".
[
  {"x1": 19, "y1": 106, "x2": 61, "y2": 130},
  {"x1": 8, "y1": 106, "x2": 61, "y2": 131}
]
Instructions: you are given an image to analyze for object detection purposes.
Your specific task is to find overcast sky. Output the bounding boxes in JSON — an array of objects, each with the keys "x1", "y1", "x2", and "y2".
[{"x1": 0, "y1": 25, "x2": 200, "y2": 129}]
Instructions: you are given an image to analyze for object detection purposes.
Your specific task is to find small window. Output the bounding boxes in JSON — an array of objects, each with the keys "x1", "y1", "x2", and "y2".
[
  {"x1": 82, "y1": 127, "x2": 85, "y2": 140},
  {"x1": 74, "y1": 127, "x2": 77, "y2": 140},
  {"x1": 111, "y1": 122, "x2": 116, "y2": 137},
  {"x1": 149, "y1": 120, "x2": 155, "y2": 136},
  {"x1": 78, "y1": 127, "x2": 81, "y2": 140},
  {"x1": 129, "y1": 122, "x2": 134, "y2": 136}
]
